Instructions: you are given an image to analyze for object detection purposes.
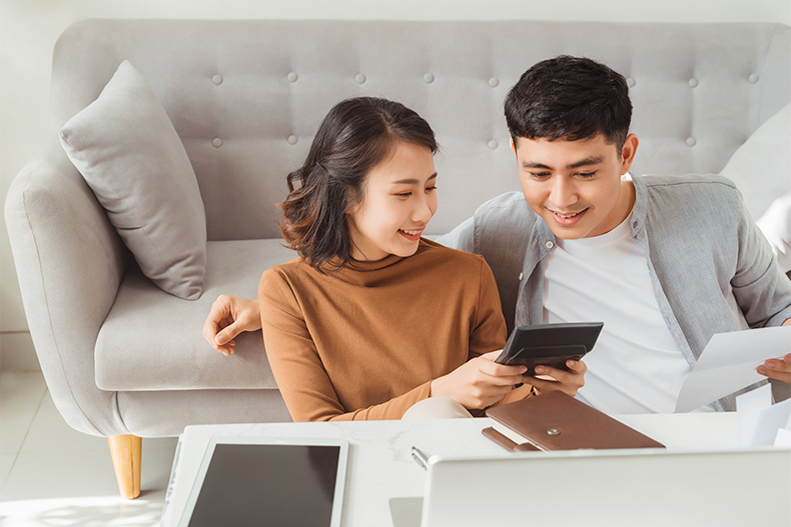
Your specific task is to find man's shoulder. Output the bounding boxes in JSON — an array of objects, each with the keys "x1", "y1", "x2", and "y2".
[
  {"x1": 474, "y1": 191, "x2": 536, "y2": 227},
  {"x1": 637, "y1": 174, "x2": 740, "y2": 198}
]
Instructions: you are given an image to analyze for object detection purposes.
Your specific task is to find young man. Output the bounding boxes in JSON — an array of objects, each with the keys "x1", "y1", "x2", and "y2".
[
  {"x1": 204, "y1": 56, "x2": 791, "y2": 412},
  {"x1": 438, "y1": 55, "x2": 791, "y2": 412}
]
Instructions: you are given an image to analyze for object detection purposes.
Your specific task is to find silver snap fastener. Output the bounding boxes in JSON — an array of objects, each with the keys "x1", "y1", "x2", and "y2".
[
  {"x1": 211, "y1": 74, "x2": 223, "y2": 85},
  {"x1": 518, "y1": 272, "x2": 524, "y2": 281},
  {"x1": 546, "y1": 241, "x2": 554, "y2": 249},
  {"x1": 211, "y1": 137, "x2": 223, "y2": 148},
  {"x1": 488, "y1": 77, "x2": 499, "y2": 87},
  {"x1": 688, "y1": 78, "x2": 698, "y2": 88},
  {"x1": 423, "y1": 73, "x2": 435, "y2": 84},
  {"x1": 686, "y1": 137, "x2": 696, "y2": 147},
  {"x1": 748, "y1": 74, "x2": 759, "y2": 84},
  {"x1": 547, "y1": 428, "x2": 561, "y2": 436},
  {"x1": 355, "y1": 74, "x2": 366, "y2": 84},
  {"x1": 287, "y1": 72, "x2": 298, "y2": 83},
  {"x1": 488, "y1": 139, "x2": 498, "y2": 149},
  {"x1": 626, "y1": 77, "x2": 636, "y2": 88},
  {"x1": 287, "y1": 135, "x2": 298, "y2": 145}
]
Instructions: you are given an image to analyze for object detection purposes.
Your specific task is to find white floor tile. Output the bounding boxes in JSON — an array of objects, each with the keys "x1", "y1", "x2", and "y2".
[
  {"x1": 0, "y1": 452, "x2": 17, "y2": 491},
  {"x1": 20, "y1": 392, "x2": 108, "y2": 453},
  {"x1": 0, "y1": 495, "x2": 165, "y2": 526},
  {"x1": 0, "y1": 372, "x2": 47, "y2": 455}
]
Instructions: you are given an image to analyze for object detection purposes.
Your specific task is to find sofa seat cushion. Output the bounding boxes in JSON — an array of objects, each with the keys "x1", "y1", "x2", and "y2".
[{"x1": 95, "y1": 239, "x2": 296, "y2": 391}]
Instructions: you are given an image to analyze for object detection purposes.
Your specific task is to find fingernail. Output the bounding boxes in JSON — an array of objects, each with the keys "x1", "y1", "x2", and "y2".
[
  {"x1": 535, "y1": 366, "x2": 545, "y2": 374},
  {"x1": 767, "y1": 360, "x2": 776, "y2": 368},
  {"x1": 568, "y1": 360, "x2": 576, "y2": 367}
]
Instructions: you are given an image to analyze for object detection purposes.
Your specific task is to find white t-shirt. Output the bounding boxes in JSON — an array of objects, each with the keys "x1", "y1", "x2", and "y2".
[{"x1": 543, "y1": 213, "x2": 713, "y2": 414}]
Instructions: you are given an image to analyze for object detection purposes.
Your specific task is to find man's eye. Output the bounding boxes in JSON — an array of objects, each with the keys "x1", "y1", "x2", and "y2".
[
  {"x1": 577, "y1": 172, "x2": 596, "y2": 178},
  {"x1": 530, "y1": 172, "x2": 550, "y2": 179}
]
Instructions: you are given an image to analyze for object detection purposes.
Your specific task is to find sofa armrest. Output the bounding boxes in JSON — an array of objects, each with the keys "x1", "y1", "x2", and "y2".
[{"x1": 5, "y1": 136, "x2": 132, "y2": 436}]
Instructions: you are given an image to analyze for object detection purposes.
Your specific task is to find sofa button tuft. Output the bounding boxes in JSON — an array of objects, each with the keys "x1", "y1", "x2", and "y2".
[
  {"x1": 212, "y1": 137, "x2": 223, "y2": 148},
  {"x1": 488, "y1": 77, "x2": 499, "y2": 87},
  {"x1": 211, "y1": 74, "x2": 223, "y2": 85},
  {"x1": 488, "y1": 139, "x2": 499, "y2": 149},
  {"x1": 287, "y1": 135, "x2": 298, "y2": 145},
  {"x1": 748, "y1": 74, "x2": 759, "y2": 84},
  {"x1": 423, "y1": 73, "x2": 435, "y2": 84},
  {"x1": 355, "y1": 74, "x2": 366, "y2": 84},
  {"x1": 686, "y1": 137, "x2": 696, "y2": 147},
  {"x1": 626, "y1": 77, "x2": 636, "y2": 88},
  {"x1": 287, "y1": 72, "x2": 298, "y2": 83},
  {"x1": 688, "y1": 78, "x2": 698, "y2": 88}
]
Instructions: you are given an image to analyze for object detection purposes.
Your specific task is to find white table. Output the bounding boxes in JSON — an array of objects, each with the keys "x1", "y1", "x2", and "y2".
[{"x1": 159, "y1": 413, "x2": 739, "y2": 526}]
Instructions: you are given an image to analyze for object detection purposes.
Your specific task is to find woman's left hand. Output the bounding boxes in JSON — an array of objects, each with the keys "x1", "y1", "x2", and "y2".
[{"x1": 519, "y1": 359, "x2": 587, "y2": 397}]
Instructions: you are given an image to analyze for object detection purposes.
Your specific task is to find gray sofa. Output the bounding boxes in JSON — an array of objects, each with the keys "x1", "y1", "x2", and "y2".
[{"x1": 6, "y1": 19, "x2": 790, "y2": 498}]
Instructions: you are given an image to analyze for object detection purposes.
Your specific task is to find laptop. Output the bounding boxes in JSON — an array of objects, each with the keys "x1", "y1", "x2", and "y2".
[{"x1": 390, "y1": 447, "x2": 791, "y2": 527}]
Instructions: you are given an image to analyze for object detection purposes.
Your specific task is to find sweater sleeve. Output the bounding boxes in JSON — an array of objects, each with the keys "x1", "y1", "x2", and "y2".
[{"x1": 259, "y1": 268, "x2": 434, "y2": 422}]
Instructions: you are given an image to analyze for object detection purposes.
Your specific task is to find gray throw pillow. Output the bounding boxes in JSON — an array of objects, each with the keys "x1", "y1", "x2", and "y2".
[{"x1": 59, "y1": 60, "x2": 206, "y2": 300}]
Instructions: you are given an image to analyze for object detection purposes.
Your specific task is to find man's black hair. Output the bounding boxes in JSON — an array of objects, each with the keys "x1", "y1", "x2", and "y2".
[{"x1": 504, "y1": 55, "x2": 632, "y2": 150}]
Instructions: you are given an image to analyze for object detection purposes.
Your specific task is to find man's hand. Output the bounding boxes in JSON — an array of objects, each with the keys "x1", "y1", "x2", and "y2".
[
  {"x1": 757, "y1": 353, "x2": 791, "y2": 385},
  {"x1": 201, "y1": 295, "x2": 261, "y2": 356},
  {"x1": 430, "y1": 350, "x2": 528, "y2": 409},
  {"x1": 519, "y1": 359, "x2": 587, "y2": 397}
]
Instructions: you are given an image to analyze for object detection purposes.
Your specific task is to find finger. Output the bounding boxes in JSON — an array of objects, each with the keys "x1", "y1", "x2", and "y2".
[
  {"x1": 764, "y1": 357, "x2": 791, "y2": 373},
  {"x1": 216, "y1": 322, "x2": 243, "y2": 345},
  {"x1": 520, "y1": 375, "x2": 574, "y2": 396},
  {"x1": 480, "y1": 350, "x2": 503, "y2": 361},
  {"x1": 757, "y1": 366, "x2": 791, "y2": 384}
]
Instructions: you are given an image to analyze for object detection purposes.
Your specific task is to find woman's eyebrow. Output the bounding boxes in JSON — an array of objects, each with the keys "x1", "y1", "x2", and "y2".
[{"x1": 391, "y1": 173, "x2": 438, "y2": 185}]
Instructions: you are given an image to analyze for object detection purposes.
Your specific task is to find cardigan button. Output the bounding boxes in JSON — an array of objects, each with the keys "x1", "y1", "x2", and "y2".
[{"x1": 546, "y1": 241, "x2": 554, "y2": 249}]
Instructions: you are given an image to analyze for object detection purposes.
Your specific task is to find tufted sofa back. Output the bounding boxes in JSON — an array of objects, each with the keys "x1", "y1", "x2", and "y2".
[{"x1": 52, "y1": 20, "x2": 791, "y2": 240}]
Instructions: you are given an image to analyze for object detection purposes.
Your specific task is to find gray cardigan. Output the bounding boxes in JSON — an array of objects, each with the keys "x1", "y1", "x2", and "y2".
[{"x1": 438, "y1": 174, "x2": 791, "y2": 410}]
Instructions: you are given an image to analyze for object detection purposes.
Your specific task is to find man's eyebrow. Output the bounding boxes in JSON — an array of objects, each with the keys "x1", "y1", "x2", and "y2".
[
  {"x1": 521, "y1": 157, "x2": 604, "y2": 170},
  {"x1": 391, "y1": 173, "x2": 438, "y2": 185}
]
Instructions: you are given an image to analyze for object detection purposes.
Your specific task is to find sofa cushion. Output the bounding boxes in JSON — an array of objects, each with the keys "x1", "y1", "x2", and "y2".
[
  {"x1": 58, "y1": 60, "x2": 207, "y2": 300},
  {"x1": 720, "y1": 104, "x2": 791, "y2": 273},
  {"x1": 95, "y1": 239, "x2": 296, "y2": 391}
]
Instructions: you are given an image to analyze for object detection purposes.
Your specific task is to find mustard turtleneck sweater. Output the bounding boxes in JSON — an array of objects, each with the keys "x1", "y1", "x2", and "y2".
[{"x1": 259, "y1": 238, "x2": 530, "y2": 421}]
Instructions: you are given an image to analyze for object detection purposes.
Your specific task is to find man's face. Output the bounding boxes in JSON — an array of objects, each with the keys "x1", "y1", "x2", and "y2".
[{"x1": 513, "y1": 133, "x2": 638, "y2": 239}]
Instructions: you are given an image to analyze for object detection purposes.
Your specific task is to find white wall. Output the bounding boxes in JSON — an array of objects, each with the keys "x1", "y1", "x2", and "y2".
[{"x1": 1, "y1": 0, "x2": 790, "y2": 369}]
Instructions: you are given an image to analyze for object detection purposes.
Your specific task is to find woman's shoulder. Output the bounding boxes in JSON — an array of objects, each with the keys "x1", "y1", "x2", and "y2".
[{"x1": 418, "y1": 238, "x2": 487, "y2": 269}]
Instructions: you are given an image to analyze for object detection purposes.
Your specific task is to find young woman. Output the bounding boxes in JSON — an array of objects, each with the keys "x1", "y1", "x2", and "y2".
[{"x1": 203, "y1": 97, "x2": 584, "y2": 421}]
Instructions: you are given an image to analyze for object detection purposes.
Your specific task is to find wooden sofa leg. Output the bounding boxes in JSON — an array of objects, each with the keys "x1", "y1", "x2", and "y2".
[{"x1": 108, "y1": 434, "x2": 142, "y2": 499}]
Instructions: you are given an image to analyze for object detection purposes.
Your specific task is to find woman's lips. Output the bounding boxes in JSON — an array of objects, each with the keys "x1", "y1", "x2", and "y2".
[{"x1": 398, "y1": 228, "x2": 423, "y2": 241}]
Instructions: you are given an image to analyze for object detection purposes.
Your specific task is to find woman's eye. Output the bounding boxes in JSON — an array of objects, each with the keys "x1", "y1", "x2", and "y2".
[
  {"x1": 396, "y1": 192, "x2": 412, "y2": 197},
  {"x1": 425, "y1": 186, "x2": 437, "y2": 192}
]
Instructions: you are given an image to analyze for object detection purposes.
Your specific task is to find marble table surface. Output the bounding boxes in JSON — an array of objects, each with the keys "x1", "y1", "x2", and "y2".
[{"x1": 160, "y1": 412, "x2": 739, "y2": 526}]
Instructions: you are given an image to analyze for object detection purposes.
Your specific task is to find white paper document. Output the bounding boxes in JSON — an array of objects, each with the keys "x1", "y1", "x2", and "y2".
[{"x1": 675, "y1": 326, "x2": 791, "y2": 413}]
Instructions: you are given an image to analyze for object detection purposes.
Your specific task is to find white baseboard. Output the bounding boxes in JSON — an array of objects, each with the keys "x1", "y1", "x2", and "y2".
[{"x1": 0, "y1": 332, "x2": 40, "y2": 371}]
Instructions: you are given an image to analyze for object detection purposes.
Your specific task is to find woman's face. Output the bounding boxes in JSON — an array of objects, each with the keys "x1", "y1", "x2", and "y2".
[{"x1": 346, "y1": 141, "x2": 437, "y2": 261}]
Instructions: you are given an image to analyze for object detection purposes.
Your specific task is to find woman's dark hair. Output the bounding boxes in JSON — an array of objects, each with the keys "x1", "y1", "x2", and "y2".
[
  {"x1": 504, "y1": 55, "x2": 632, "y2": 150},
  {"x1": 279, "y1": 97, "x2": 438, "y2": 271}
]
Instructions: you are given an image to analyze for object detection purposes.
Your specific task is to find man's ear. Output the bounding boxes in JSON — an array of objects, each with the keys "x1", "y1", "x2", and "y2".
[
  {"x1": 619, "y1": 134, "x2": 639, "y2": 175},
  {"x1": 510, "y1": 137, "x2": 518, "y2": 157}
]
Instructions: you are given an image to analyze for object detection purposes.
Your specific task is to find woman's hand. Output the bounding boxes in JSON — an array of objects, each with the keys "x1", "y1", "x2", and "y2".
[
  {"x1": 202, "y1": 295, "x2": 261, "y2": 356},
  {"x1": 520, "y1": 359, "x2": 587, "y2": 397},
  {"x1": 430, "y1": 350, "x2": 528, "y2": 409}
]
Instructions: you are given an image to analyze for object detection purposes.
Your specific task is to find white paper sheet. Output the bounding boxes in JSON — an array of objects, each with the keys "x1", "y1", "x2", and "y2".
[
  {"x1": 675, "y1": 326, "x2": 791, "y2": 413},
  {"x1": 736, "y1": 384, "x2": 772, "y2": 447}
]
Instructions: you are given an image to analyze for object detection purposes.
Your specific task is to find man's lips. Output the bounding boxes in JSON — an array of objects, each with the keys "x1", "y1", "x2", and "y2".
[{"x1": 548, "y1": 208, "x2": 587, "y2": 226}]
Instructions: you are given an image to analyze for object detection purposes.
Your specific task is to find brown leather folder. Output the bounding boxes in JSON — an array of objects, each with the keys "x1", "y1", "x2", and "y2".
[{"x1": 484, "y1": 391, "x2": 665, "y2": 452}]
